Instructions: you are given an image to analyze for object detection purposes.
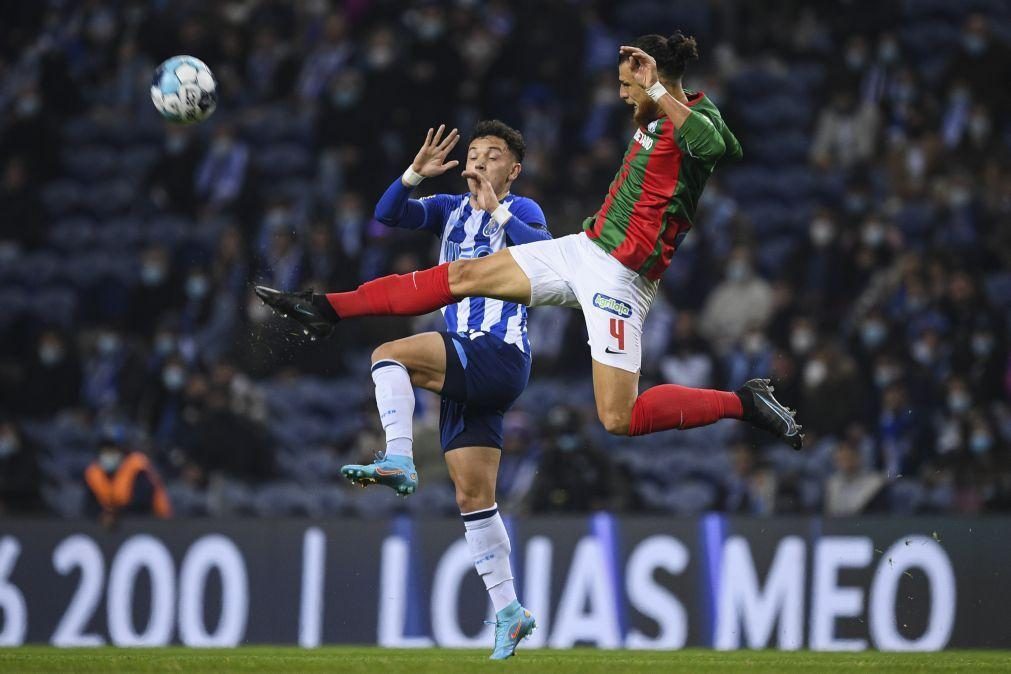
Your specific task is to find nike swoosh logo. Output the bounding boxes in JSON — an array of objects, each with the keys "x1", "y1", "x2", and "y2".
[
  {"x1": 604, "y1": 347, "x2": 625, "y2": 354},
  {"x1": 510, "y1": 621, "x2": 522, "y2": 640},
  {"x1": 754, "y1": 389, "x2": 798, "y2": 435},
  {"x1": 374, "y1": 467, "x2": 405, "y2": 477},
  {"x1": 294, "y1": 304, "x2": 317, "y2": 317}
]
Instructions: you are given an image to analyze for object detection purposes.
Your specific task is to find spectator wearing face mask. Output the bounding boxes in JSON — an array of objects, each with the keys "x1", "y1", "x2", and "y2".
[
  {"x1": 0, "y1": 156, "x2": 44, "y2": 248},
  {"x1": 194, "y1": 124, "x2": 250, "y2": 212},
  {"x1": 943, "y1": 13, "x2": 1011, "y2": 114},
  {"x1": 128, "y1": 246, "x2": 178, "y2": 336},
  {"x1": 877, "y1": 382, "x2": 932, "y2": 479},
  {"x1": 529, "y1": 405, "x2": 615, "y2": 513},
  {"x1": 800, "y1": 344, "x2": 864, "y2": 435},
  {"x1": 825, "y1": 438, "x2": 887, "y2": 516},
  {"x1": 700, "y1": 247, "x2": 774, "y2": 353},
  {"x1": 721, "y1": 442, "x2": 777, "y2": 515},
  {"x1": 0, "y1": 421, "x2": 43, "y2": 514},
  {"x1": 809, "y1": 90, "x2": 881, "y2": 170},
  {"x1": 81, "y1": 327, "x2": 145, "y2": 413},
  {"x1": 137, "y1": 353, "x2": 190, "y2": 442},
  {"x1": 660, "y1": 311, "x2": 718, "y2": 390},
  {"x1": 795, "y1": 211, "x2": 854, "y2": 312},
  {"x1": 146, "y1": 125, "x2": 201, "y2": 215},
  {"x1": 177, "y1": 266, "x2": 239, "y2": 363},
  {"x1": 725, "y1": 328, "x2": 774, "y2": 389},
  {"x1": 84, "y1": 428, "x2": 172, "y2": 525},
  {"x1": 22, "y1": 329, "x2": 82, "y2": 417}
]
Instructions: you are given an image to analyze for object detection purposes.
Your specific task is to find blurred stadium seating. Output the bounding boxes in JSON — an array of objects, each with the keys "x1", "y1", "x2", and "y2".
[{"x1": 0, "y1": 0, "x2": 1009, "y2": 518}]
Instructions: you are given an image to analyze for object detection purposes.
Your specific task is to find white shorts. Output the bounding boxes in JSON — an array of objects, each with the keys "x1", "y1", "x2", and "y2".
[{"x1": 509, "y1": 233, "x2": 658, "y2": 373}]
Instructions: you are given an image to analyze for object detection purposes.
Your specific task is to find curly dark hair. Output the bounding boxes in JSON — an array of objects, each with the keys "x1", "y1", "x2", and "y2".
[
  {"x1": 621, "y1": 31, "x2": 700, "y2": 81},
  {"x1": 469, "y1": 119, "x2": 525, "y2": 162}
]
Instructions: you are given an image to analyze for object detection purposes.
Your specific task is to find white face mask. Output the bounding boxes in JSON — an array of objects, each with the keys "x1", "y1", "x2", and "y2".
[
  {"x1": 39, "y1": 343, "x2": 65, "y2": 365},
  {"x1": 726, "y1": 260, "x2": 750, "y2": 282},
  {"x1": 861, "y1": 320, "x2": 888, "y2": 349},
  {"x1": 947, "y1": 391, "x2": 971, "y2": 414},
  {"x1": 96, "y1": 333, "x2": 120, "y2": 356},
  {"x1": 972, "y1": 333, "x2": 994, "y2": 356},
  {"x1": 186, "y1": 275, "x2": 209, "y2": 300},
  {"x1": 804, "y1": 359, "x2": 828, "y2": 388},
  {"x1": 743, "y1": 333, "x2": 767, "y2": 355},
  {"x1": 154, "y1": 333, "x2": 175, "y2": 356},
  {"x1": 862, "y1": 221, "x2": 886, "y2": 248},
  {"x1": 790, "y1": 328, "x2": 815, "y2": 355},
  {"x1": 162, "y1": 366, "x2": 186, "y2": 391},
  {"x1": 141, "y1": 264, "x2": 167, "y2": 285},
  {"x1": 99, "y1": 449, "x2": 122, "y2": 472},
  {"x1": 810, "y1": 218, "x2": 835, "y2": 247},
  {"x1": 912, "y1": 339, "x2": 934, "y2": 365},
  {"x1": 874, "y1": 365, "x2": 899, "y2": 388},
  {"x1": 0, "y1": 433, "x2": 19, "y2": 458}
]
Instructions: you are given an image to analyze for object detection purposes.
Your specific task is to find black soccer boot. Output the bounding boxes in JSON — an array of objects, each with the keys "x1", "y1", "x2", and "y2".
[
  {"x1": 253, "y1": 286, "x2": 339, "y2": 338},
  {"x1": 736, "y1": 378, "x2": 804, "y2": 450}
]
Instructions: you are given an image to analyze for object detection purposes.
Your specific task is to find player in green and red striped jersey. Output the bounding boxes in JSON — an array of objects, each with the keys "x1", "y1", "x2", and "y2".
[
  {"x1": 584, "y1": 42, "x2": 742, "y2": 281},
  {"x1": 257, "y1": 31, "x2": 804, "y2": 450}
]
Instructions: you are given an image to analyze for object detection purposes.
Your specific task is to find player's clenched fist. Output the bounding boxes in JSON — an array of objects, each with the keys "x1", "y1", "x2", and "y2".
[{"x1": 410, "y1": 124, "x2": 461, "y2": 178}]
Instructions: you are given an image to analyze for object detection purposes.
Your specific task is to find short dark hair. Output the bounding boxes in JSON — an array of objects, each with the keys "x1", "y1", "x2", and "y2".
[
  {"x1": 469, "y1": 119, "x2": 525, "y2": 162},
  {"x1": 621, "y1": 31, "x2": 700, "y2": 81}
]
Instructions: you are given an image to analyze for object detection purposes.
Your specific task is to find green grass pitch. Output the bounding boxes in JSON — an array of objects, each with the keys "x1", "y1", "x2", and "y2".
[{"x1": 2, "y1": 648, "x2": 1011, "y2": 673}]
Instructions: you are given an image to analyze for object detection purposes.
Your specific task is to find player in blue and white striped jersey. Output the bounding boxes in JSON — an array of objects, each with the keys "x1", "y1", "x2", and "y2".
[{"x1": 341, "y1": 121, "x2": 544, "y2": 658}]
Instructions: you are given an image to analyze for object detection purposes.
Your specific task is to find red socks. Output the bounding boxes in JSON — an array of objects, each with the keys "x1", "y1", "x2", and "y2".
[
  {"x1": 628, "y1": 384, "x2": 743, "y2": 436},
  {"x1": 326, "y1": 264, "x2": 455, "y2": 318}
]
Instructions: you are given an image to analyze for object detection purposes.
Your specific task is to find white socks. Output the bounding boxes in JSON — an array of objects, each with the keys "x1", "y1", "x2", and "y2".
[
  {"x1": 462, "y1": 504, "x2": 517, "y2": 613},
  {"x1": 372, "y1": 360, "x2": 414, "y2": 458}
]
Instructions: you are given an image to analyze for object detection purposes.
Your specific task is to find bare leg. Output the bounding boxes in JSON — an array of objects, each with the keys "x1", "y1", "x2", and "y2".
[
  {"x1": 444, "y1": 445, "x2": 500, "y2": 512},
  {"x1": 448, "y1": 249, "x2": 532, "y2": 304},
  {"x1": 591, "y1": 358, "x2": 640, "y2": 435},
  {"x1": 372, "y1": 332, "x2": 447, "y2": 392}
]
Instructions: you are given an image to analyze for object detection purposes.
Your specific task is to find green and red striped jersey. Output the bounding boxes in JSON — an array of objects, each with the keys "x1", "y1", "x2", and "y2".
[{"x1": 583, "y1": 92, "x2": 742, "y2": 280}]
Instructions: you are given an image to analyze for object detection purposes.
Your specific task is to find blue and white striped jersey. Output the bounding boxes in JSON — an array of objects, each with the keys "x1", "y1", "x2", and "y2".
[{"x1": 418, "y1": 193, "x2": 547, "y2": 354}]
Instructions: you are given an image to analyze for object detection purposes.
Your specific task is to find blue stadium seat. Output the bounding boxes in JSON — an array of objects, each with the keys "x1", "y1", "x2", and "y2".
[
  {"x1": 84, "y1": 179, "x2": 135, "y2": 217},
  {"x1": 165, "y1": 481, "x2": 210, "y2": 517},
  {"x1": 62, "y1": 145, "x2": 118, "y2": 182},
  {"x1": 255, "y1": 143, "x2": 312, "y2": 178},
  {"x1": 41, "y1": 180, "x2": 84, "y2": 216},
  {"x1": 254, "y1": 481, "x2": 321, "y2": 517}
]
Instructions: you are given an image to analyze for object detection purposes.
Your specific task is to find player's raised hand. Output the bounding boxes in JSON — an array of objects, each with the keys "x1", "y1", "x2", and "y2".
[
  {"x1": 411, "y1": 124, "x2": 460, "y2": 177},
  {"x1": 461, "y1": 170, "x2": 500, "y2": 212},
  {"x1": 619, "y1": 45, "x2": 659, "y2": 89}
]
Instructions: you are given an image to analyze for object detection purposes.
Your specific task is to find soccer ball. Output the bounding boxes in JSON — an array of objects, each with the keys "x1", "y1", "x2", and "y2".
[{"x1": 150, "y1": 56, "x2": 217, "y2": 124}]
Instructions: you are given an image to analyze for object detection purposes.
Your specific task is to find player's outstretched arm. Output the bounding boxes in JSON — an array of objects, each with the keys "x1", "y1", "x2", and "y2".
[
  {"x1": 374, "y1": 124, "x2": 460, "y2": 231},
  {"x1": 619, "y1": 45, "x2": 727, "y2": 162},
  {"x1": 461, "y1": 170, "x2": 551, "y2": 245}
]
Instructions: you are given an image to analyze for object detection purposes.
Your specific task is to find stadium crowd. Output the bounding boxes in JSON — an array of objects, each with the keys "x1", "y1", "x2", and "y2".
[{"x1": 1, "y1": 0, "x2": 1010, "y2": 518}]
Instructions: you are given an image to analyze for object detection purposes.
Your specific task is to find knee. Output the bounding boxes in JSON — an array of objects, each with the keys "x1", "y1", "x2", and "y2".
[
  {"x1": 455, "y1": 481, "x2": 494, "y2": 514},
  {"x1": 598, "y1": 407, "x2": 631, "y2": 436},
  {"x1": 371, "y1": 341, "x2": 399, "y2": 365}
]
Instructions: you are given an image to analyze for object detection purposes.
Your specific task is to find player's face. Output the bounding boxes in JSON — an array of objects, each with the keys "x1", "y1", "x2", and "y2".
[
  {"x1": 466, "y1": 136, "x2": 518, "y2": 196},
  {"x1": 618, "y1": 60, "x2": 659, "y2": 128}
]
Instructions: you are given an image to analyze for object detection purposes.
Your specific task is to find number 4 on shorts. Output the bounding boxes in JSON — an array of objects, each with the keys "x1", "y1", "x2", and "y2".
[{"x1": 609, "y1": 318, "x2": 625, "y2": 352}]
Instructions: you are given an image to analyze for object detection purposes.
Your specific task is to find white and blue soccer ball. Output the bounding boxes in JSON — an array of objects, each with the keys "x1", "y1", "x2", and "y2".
[{"x1": 150, "y1": 55, "x2": 217, "y2": 124}]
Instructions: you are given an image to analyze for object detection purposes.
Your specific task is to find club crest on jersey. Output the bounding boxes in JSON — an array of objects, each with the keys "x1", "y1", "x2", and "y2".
[
  {"x1": 633, "y1": 128, "x2": 654, "y2": 150},
  {"x1": 647, "y1": 120, "x2": 660, "y2": 133},
  {"x1": 592, "y1": 293, "x2": 632, "y2": 318},
  {"x1": 482, "y1": 219, "x2": 502, "y2": 237}
]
